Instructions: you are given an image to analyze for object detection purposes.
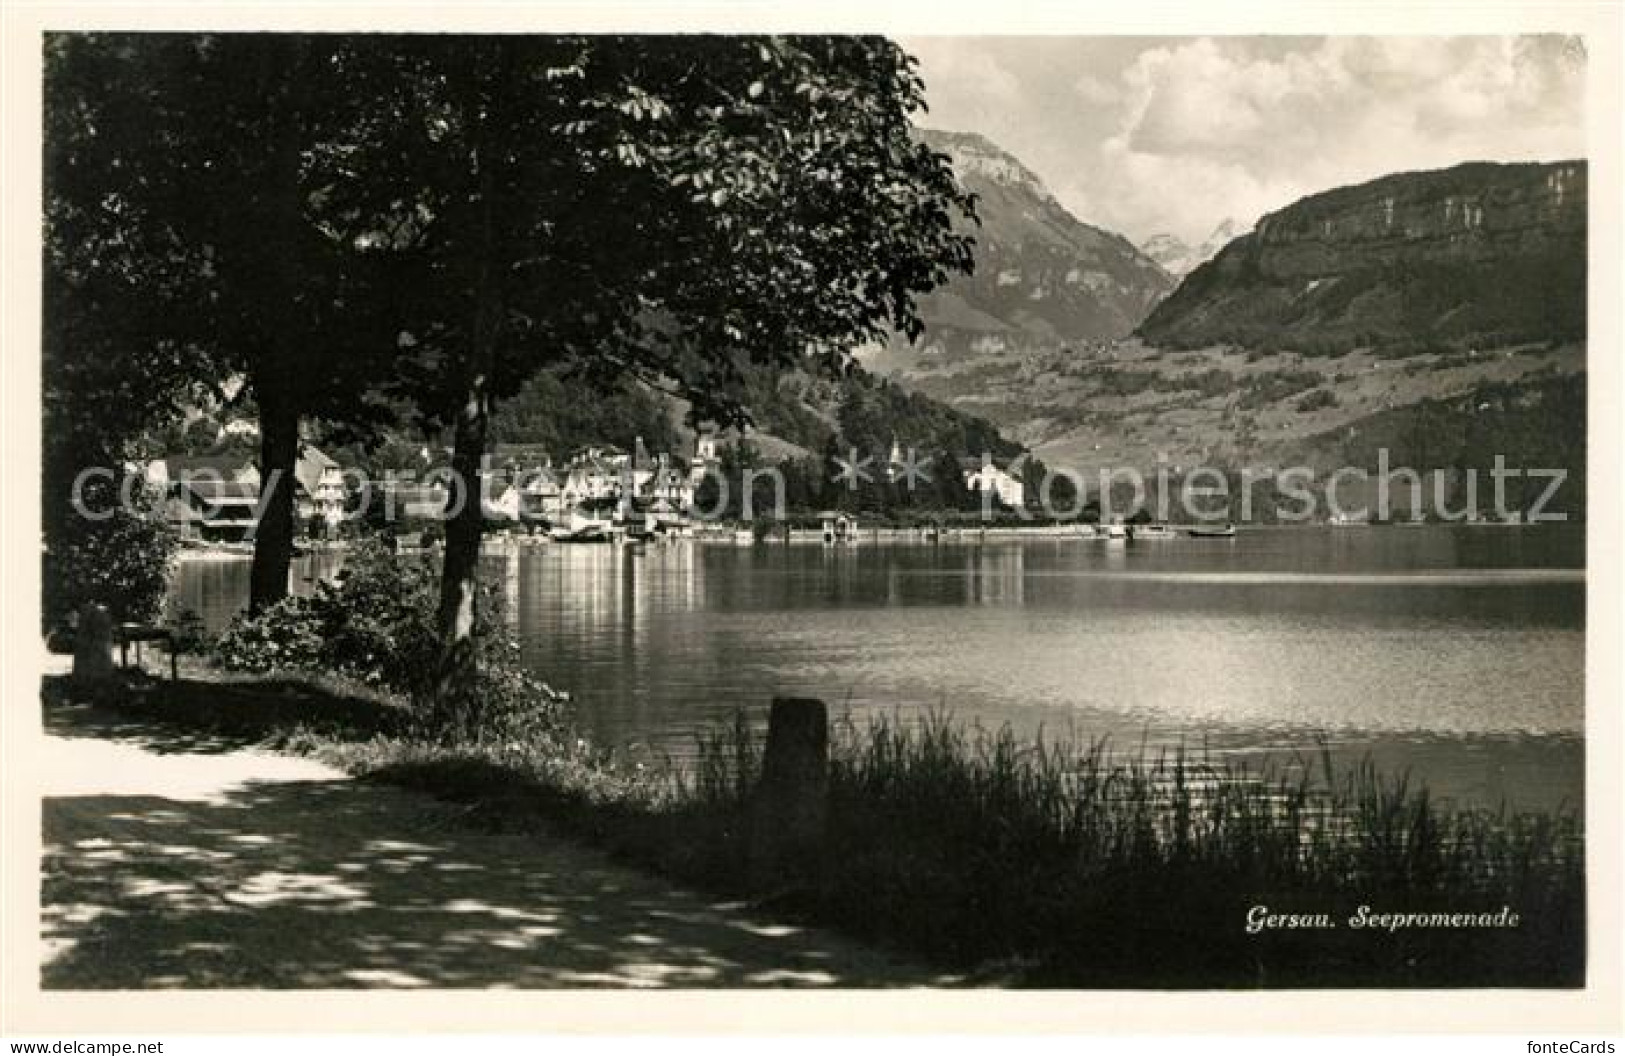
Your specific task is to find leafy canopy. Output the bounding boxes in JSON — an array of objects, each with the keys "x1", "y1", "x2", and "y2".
[{"x1": 374, "y1": 34, "x2": 979, "y2": 428}]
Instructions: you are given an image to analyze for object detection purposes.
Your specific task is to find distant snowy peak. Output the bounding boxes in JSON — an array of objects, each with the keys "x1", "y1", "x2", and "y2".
[{"x1": 1140, "y1": 219, "x2": 1245, "y2": 278}]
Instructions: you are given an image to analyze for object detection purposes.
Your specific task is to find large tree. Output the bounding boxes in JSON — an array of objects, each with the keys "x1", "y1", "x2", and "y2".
[
  {"x1": 44, "y1": 34, "x2": 413, "y2": 610},
  {"x1": 370, "y1": 36, "x2": 978, "y2": 712},
  {"x1": 45, "y1": 34, "x2": 979, "y2": 711}
]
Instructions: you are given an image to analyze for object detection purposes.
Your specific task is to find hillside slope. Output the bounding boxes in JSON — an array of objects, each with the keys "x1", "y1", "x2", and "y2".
[
  {"x1": 1138, "y1": 161, "x2": 1586, "y2": 354},
  {"x1": 867, "y1": 159, "x2": 1588, "y2": 494},
  {"x1": 875, "y1": 129, "x2": 1174, "y2": 365}
]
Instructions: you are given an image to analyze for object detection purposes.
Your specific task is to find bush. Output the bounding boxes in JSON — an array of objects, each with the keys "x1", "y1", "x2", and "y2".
[
  {"x1": 210, "y1": 596, "x2": 327, "y2": 672},
  {"x1": 1238, "y1": 369, "x2": 1321, "y2": 410},
  {"x1": 1295, "y1": 388, "x2": 1340, "y2": 413},
  {"x1": 213, "y1": 540, "x2": 437, "y2": 687},
  {"x1": 212, "y1": 538, "x2": 566, "y2": 744},
  {"x1": 42, "y1": 477, "x2": 177, "y2": 632}
]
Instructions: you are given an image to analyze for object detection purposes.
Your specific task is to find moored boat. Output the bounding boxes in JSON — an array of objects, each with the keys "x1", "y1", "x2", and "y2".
[
  {"x1": 1186, "y1": 523, "x2": 1237, "y2": 538},
  {"x1": 552, "y1": 512, "x2": 616, "y2": 543}
]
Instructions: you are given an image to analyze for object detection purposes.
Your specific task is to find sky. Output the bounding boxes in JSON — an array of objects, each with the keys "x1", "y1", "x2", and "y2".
[{"x1": 902, "y1": 36, "x2": 1587, "y2": 247}]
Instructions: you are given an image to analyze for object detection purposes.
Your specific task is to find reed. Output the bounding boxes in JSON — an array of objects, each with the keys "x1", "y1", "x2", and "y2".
[
  {"x1": 668, "y1": 711, "x2": 1584, "y2": 985},
  {"x1": 58, "y1": 669, "x2": 1583, "y2": 987}
]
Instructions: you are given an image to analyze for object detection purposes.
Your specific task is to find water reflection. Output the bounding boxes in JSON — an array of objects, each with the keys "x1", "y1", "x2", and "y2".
[{"x1": 170, "y1": 526, "x2": 1586, "y2": 810}]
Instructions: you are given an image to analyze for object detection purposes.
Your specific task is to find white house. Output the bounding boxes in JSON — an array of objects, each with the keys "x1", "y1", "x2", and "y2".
[
  {"x1": 561, "y1": 447, "x2": 626, "y2": 508},
  {"x1": 688, "y1": 432, "x2": 720, "y2": 488},
  {"x1": 961, "y1": 458, "x2": 1026, "y2": 509},
  {"x1": 639, "y1": 452, "x2": 694, "y2": 513},
  {"x1": 515, "y1": 466, "x2": 565, "y2": 521},
  {"x1": 481, "y1": 482, "x2": 523, "y2": 523},
  {"x1": 292, "y1": 445, "x2": 346, "y2": 529}
]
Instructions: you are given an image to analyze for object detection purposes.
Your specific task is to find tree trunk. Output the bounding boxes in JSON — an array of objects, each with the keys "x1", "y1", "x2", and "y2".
[
  {"x1": 431, "y1": 85, "x2": 502, "y2": 714},
  {"x1": 432, "y1": 373, "x2": 490, "y2": 706},
  {"x1": 249, "y1": 384, "x2": 300, "y2": 611},
  {"x1": 247, "y1": 40, "x2": 312, "y2": 615}
]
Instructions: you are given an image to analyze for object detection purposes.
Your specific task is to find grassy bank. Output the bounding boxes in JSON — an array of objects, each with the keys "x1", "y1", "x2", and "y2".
[{"x1": 45, "y1": 666, "x2": 1585, "y2": 988}]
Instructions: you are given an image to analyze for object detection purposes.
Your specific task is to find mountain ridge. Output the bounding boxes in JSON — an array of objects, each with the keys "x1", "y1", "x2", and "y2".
[
  {"x1": 1138, "y1": 159, "x2": 1586, "y2": 354},
  {"x1": 892, "y1": 128, "x2": 1176, "y2": 357},
  {"x1": 866, "y1": 156, "x2": 1587, "y2": 485}
]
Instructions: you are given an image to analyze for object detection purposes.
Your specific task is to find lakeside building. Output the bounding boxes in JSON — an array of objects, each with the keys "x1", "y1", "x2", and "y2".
[
  {"x1": 491, "y1": 444, "x2": 567, "y2": 522},
  {"x1": 961, "y1": 457, "x2": 1027, "y2": 510},
  {"x1": 142, "y1": 446, "x2": 346, "y2": 541},
  {"x1": 688, "y1": 432, "x2": 720, "y2": 488},
  {"x1": 377, "y1": 480, "x2": 450, "y2": 521},
  {"x1": 147, "y1": 434, "x2": 714, "y2": 537},
  {"x1": 292, "y1": 446, "x2": 346, "y2": 528},
  {"x1": 557, "y1": 438, "x2": 702, "y2": 519}
]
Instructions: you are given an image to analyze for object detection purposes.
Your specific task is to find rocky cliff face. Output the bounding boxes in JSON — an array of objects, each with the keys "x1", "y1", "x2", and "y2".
[
  {"x1": 905, "y1": 129, "x2": 1175, "y2": 355},
  {"x1": 1138, "y1": 161, "x2": 1586, "y2": 353}
]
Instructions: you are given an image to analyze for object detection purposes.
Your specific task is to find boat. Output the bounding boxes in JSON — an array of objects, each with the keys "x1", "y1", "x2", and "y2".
[
  {"x1": 1130, "y1": 524, "x2": 1176, "y2": 540},
  {"x1": 555, "y1": 525, "x2": 610, "y2": 543},
  {"x1": 1103, "y1": 523, "x2": 1128, "y2": 541},
  {"x1": 551, "y1": 512, "x2": 615, "y2": 543},
  {"x1": 733, "y1": 528, "x2": 756, "y2": 545},
  {"x1": 1186, "y1": 523, "x2": 1237, "y2": 539}
]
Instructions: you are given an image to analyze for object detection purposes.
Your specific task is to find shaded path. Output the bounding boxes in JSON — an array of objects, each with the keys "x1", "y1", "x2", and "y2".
[{"x1": 41, "y1": 702, "x2": 951, "y2": 988}]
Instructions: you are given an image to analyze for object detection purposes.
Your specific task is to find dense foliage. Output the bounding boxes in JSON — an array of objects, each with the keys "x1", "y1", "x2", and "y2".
[
  {"x1": 491, "y1": 367, "x2": 681, "y2": 456},
  {"x1": 45, "y1": 34, "x2": 414, "y2": 610},
  {"x1": 1291, "y1": 373, "x2": 1588, "y2": 517},
  {"x1": 41, "y1": 479, "x2": 177, "y2": 631},
  {"x1": 212, "y1": 541, "x2": 565, "y2": 742}
]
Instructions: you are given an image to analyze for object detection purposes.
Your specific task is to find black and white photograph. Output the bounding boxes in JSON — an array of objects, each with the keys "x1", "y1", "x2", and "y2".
[{"x1": 3, "y1": 2, "x2": 1621, "y2": 1043}]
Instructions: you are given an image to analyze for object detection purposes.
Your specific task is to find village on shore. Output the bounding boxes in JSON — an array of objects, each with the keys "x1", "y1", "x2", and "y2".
[{"x1": 139, "y1": 429, "x2": 1042, "y2": 551}]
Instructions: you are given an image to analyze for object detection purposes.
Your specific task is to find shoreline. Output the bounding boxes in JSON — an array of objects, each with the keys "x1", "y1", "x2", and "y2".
[
  {"x1": 39, "y1": 658, "x2": 1587, "y2": 988},
  {"x1": 168, "y1": 518, "x2": 1586, "y2": 562}
]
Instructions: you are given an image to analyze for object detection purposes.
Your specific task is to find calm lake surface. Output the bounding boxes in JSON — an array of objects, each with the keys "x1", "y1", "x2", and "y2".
[{"x1": 172, "y1": 524, "x2": 1586, "y2": 812}]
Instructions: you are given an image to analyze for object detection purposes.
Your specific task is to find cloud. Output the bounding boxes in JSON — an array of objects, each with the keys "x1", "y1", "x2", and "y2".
[
  {"x1": 1088, "y1": 36, "x2": 1586, "y2": 242},
  {"x1": 1073, "y1": 72, "x2": 1120, "y2": 107},
  {"x1": 907, "y1": 38, "x2": 1023, "y2": 127},
  {"x1": 910, "y1": 36, "x2": 1586, "y2": 246}
]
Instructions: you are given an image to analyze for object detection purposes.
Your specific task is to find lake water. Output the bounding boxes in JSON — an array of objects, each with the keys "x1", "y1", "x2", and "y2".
[{"x1": 172, "y1": 525, "x2": 1586, "y2": 813}]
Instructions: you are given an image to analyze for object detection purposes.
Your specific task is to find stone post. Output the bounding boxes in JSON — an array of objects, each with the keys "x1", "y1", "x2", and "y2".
[
  {"x1": 749, "y1": 696, "x2": 830, "y2": 888},
  {"x1": 71, "y1": 603, "x2": 116, "y2": 689}
]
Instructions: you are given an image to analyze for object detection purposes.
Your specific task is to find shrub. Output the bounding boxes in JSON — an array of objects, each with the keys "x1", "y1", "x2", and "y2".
[
  {"x1": 1295, "y1": 388, "x2": 1340, "y2": 413},
  {"x1": 212, "y1": 537, "x2": 567, "y2": 744},
  {"x1": 213, "y1": 540, "x2": 434, "y2": 686},
  {"x1": 1238, "y1": 369, "x2": 1322, "y2": 410},
  {"x1": 210, "y1": 595, "x2": 327, "y2": 673},
  {"x1": 42, "y1": 477, "x2": 177, "y2": 631}
]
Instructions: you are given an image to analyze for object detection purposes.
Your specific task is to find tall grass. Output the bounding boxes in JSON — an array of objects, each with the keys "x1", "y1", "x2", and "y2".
[
  {"x1": 62, "y1": 666, "x2": 1583, "y2": 987},
  {"x1": 673, "y1": 712, "x2": 1584, "y2": 986},
  {"x1": 314, "y1": 707, "x2": 1586, "y2": 985}
]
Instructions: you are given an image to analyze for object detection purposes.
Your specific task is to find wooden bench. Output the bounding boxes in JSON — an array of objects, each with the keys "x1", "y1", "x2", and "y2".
[{"x1": 115, "y1": 623, "x2": 179, "y2": 681}]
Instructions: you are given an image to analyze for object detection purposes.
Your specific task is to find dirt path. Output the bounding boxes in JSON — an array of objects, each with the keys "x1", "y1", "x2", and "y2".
[{"x1": 40, "y1": 701, "x2": 951, "y2": 988}]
